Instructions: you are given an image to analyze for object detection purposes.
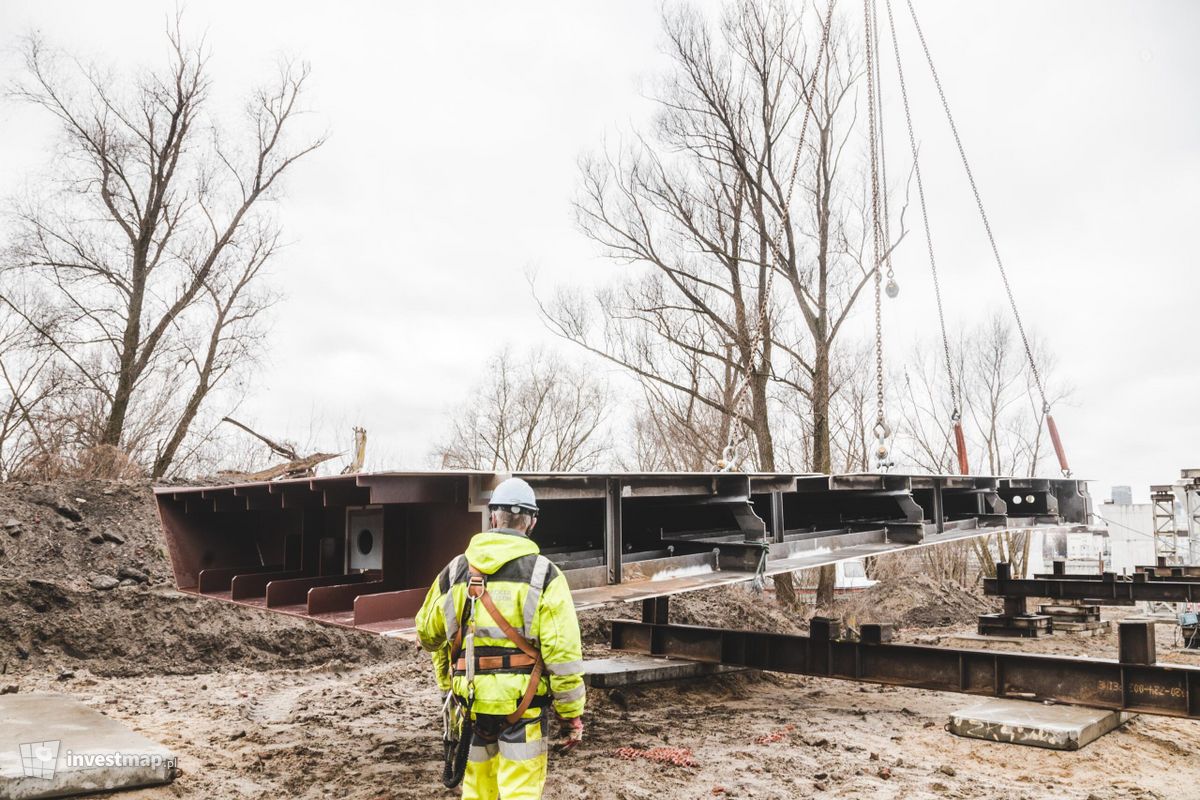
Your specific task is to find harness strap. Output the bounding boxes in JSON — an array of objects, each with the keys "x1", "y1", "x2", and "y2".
[
  {"x1": 454, "y1": 652, "x2": 538, "y2": 673},
  {"x1": 469, "y1": 566, "x2": 547, "y2": 725},
  {"x1": 448, "y1": 595, "x2": 471, "y2": 667}
]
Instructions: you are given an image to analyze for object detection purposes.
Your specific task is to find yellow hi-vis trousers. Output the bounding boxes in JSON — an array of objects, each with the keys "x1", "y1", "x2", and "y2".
[{"x1": 463, "y1": 708, "x2": 548, "y2": 800}]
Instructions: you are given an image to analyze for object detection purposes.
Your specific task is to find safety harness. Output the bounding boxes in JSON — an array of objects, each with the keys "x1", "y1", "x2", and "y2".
[
  {"x1": 442, "y1": 563, "x2": 548, "y2": 788},
  {"x1": 451, "y1": 566, "x2": 547, "y2": 723}
]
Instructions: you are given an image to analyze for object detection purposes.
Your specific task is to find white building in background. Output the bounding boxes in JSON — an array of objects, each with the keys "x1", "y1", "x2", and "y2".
[
  {"x1": 1027, "y1": 485, "x2": 1155, "y2": 576},
  {"x1": 1097, "y1": 501, "x2": 1157, "y2": 573},
  {"x1": 1032, "y1": 526, "x2": 1108, "y2": 576}
]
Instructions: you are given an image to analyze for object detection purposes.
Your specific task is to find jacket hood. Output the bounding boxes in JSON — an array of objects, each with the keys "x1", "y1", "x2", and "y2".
[{"x1": 465, "y1": 529, "x2": 540, "y2": 574}]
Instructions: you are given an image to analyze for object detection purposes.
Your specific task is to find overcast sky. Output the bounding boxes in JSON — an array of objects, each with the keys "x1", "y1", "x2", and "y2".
[{"x1": 1, "y1": 1, "x2": 1197, "y2": 502}]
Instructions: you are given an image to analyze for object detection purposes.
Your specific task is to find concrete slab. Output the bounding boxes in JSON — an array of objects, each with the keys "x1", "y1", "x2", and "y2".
[
  {"x1": 948, "y1": 698, "x2": 1134, "y2": 751},
  {"x1": 584, "y1": 654, "x2": 744, "y2": 688},
  {"x1": 0, "y1": 692, "x2": 176, "y2": 799}
]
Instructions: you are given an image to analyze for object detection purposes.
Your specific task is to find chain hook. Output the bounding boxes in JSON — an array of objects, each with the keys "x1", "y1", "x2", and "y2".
[
  {"x1": 718, "y1": 445, "x2": 740, "y2": 473},
  {"x1": 873, "y1": 419, "x2": 892, "y2": 472}
]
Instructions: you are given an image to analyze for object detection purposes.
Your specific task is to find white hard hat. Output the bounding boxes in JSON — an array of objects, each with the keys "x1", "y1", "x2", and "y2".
[{"x1": 489, "y1": 477, "x2": 539, "y2": 515}]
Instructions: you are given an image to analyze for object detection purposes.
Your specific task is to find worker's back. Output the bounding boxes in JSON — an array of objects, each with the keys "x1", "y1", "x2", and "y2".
[{"x1": 417, "y1": 529, "x2": 585, "y2": 717}]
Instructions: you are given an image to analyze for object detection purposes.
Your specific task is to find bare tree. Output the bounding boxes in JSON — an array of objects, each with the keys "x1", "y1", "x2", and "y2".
[
  {"x1": 1, "y1": 18, "x2": 323, "y2": 478},
  {"x1": 433, "y1": 348, "x2": 611, "y2": 472},
  {"x1": 0, "y1": 289, "x2": 61, "y2": 478},
  {"x1": 541, "y1": 1, "x2": 903, "y2": 482},
  {"x1": 620, "y1": 356, "x2": 733, "y2": 472},
  {"x1": 776, "y1": 343, "x2": 875, "y2": 473}
]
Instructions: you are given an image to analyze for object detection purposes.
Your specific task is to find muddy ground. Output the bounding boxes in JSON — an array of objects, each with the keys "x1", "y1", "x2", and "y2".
[{"x1": 3, "y1": 481, "x2": 1200, "y2": 799}]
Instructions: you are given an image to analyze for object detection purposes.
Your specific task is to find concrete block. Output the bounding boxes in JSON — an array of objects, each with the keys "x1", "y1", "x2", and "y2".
[
  {"x1": 0, "y1": 692, "x2": 176, "y2": 799},
  {"x1": 584, "y1": 654, "x2": 743, "y2": 688},
  {"x1": 948, "y1": 698, "x2": 1134, "y2": 751}
]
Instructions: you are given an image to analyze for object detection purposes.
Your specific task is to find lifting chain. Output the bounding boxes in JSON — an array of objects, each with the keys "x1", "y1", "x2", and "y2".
[
  {"x1": 870, "y1": 0, "x2": 898, "y2": 302},
  {"x1": 864, "y1": 0, "x2": 891, "y2": 471},
  {"x1": 719, "y1": 0, "x2": 835, "y2": 471}
]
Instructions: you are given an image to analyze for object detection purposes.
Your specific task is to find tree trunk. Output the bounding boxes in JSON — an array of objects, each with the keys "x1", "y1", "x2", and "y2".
[
  {"x1": 751, "y1": 368, "x2": 775, "y2": 471},
  {"x1": 811, "y1": 342, "x2": 831, "y2": 474},
  {"x1": 101, "y1": 242, "x2": 150, "y2": 448},
  {"x1": 151, "y1": 380, "x2": 206, "y2": 479},
  {"x1": 811, "y1": 339, "x2": 836, "y2": 608},
  {"x1": 773, "y1": 572, "x2": 797, "y2": 608}
]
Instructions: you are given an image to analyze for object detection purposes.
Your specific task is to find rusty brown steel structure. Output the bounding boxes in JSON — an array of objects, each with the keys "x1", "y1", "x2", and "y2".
[
  {"x1": 153, "y1": 471, "x2": 1090, "y2": 635},
  {"x1": 985, "y1": 568, "x2": 1200, "y2": 605},
  {"x1": 610, "y1": 616, "x2": 1200, "y2": 720}
]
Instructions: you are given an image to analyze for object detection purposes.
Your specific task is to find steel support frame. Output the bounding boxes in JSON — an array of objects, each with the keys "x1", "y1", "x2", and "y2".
[
  {"x1": 605, "y1": 478, "x2": 623, "y2": 585},
  {"x1": 1036, "y1": 566, "x2": 1200, "y2": 583},
  {"x1": 985, "y1": 573, "x2": 1200, "y2": 604},
  {"x1": 610, "y1": 619, "x2": 1200, "y2": 719}
]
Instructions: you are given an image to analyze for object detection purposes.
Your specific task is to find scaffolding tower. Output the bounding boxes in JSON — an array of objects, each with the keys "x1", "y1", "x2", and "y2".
[
  {"x1": 1181, "y1": 469, "x2": 1200, "y2": 564},
  {"x1": 1150, "y1": 484, "x2": 1181, "y2": 564}
]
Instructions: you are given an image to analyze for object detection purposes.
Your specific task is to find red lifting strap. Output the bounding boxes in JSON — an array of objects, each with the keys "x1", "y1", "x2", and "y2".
[
  {"x1": 953, "y1": 420, "x2": 969, "y2": 475},
  {"x1": 1046, "y1": 413, "x2": 1071, "y2": 476}
]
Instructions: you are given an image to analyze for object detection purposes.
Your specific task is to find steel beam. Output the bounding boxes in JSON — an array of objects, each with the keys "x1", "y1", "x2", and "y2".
[
  {"x1": 605, "y1": 478, "x2": 623, "y2": 585},
  {"x1": 1034, "y1": 569, "x2": 1200, "y2": 584},
  {"x1": 642, "y1": 596, "x2": 670, "y2": 625},
  {"x1": 985, "y1": 575, "x2": 1200, "y2": 604},
  {"x1": 1135, "y1": 560, "x2": 1200, "y2": 578},
  {"x1": 610, "y1": 620, "x2": 1200, "y2": 719}
]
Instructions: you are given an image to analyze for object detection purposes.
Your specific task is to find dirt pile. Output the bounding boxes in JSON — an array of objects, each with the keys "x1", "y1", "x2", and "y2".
[
  {"x1": 832, "y1": 574, "x2": 996, "y2": 629},
  {"x1": 0, "y1": 577, "x2": 413, "y2": 678},
  {"x1": 0, "y1": 480, "x2": 412, "y2": 679},
  {"x1": 0, "y1": 479, "x2": 172, "y2": 588}
]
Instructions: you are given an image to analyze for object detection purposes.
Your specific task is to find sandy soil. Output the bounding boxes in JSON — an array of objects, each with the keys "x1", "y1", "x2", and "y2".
[{"x1": 3, "y1": 481, "x2": 1200, "y2": 799}]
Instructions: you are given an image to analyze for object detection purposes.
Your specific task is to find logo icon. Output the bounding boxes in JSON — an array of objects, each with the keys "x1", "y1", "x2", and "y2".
[{"x1": 19, "y1": 740, "x2": 60, "y2": 780}]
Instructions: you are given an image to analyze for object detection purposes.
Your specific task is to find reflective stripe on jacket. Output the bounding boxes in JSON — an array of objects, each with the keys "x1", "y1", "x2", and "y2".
[{"x1": 415, "y1": 529, "x2": 586, "y2": 719}]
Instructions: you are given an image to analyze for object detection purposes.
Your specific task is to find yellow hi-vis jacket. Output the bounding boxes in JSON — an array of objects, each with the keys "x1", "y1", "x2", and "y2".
[{"x1": 415, "y1": 529, "x2": 586, "y2": 719}]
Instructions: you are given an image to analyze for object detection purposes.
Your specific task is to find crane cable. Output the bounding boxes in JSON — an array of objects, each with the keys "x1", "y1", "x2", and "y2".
[
  {"x1": 882, "y1": 0, "x2": 970, "y2": 475},
  {"x1": 902, "y1": 0, "x2": 1071, "y2": 477},
  {"x1": 719, "y1": 0, "x2": 836, "y2": 472}
]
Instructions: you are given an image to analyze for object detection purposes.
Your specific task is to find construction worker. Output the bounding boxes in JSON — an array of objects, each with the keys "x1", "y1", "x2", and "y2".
[{"x1": 415, "y1": 477, "x2": 585, "y2": 800}]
